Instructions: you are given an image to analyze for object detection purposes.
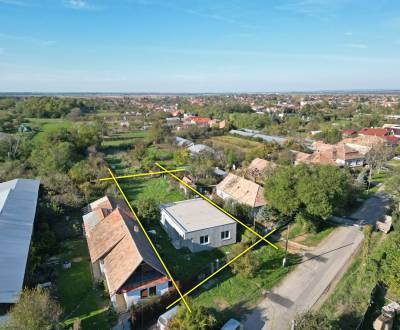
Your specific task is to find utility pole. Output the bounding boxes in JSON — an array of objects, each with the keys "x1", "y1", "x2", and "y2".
[{"x1": 282, "y1": 223, "x2": 290, "y2": 267}]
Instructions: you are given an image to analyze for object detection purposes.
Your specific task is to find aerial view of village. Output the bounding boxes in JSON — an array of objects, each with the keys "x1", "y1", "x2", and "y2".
[{"x1": 0, "y1": 1, "x2": 400, "y2": 330}]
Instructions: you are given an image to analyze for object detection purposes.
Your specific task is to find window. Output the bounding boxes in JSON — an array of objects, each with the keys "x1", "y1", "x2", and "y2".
[
  {"x1": 200, "y1": 235, "x2": 209, "y2": 245},
  {"x1": 149, "y1": 286, "x2": 157, "y2": 296},
  {"x1": 221, "y1": 230, "x2": 230, "y2": 240},
  {"x1": 140, "y1": 288, "x2": 148, "y2": 299}
]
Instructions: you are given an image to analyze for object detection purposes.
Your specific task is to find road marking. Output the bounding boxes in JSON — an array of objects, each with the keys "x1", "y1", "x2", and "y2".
[{"x1": 107, "y1": 168, "x2": 192, "y2": 313}]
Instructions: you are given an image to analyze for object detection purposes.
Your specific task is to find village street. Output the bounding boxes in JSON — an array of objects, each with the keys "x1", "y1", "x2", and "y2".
[{"x1": 243, "y1": 191, "x2": 389, "y2": 330}]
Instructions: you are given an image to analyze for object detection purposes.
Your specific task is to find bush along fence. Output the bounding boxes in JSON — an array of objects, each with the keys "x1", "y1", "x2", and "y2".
[{"x1": 130, "y1": 255, "x2": 228, "y2": 328}]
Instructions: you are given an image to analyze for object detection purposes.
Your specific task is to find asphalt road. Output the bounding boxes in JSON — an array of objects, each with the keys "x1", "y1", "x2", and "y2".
[{"x1": 243, "y1": 191, "x2": 389, "y2": 330}]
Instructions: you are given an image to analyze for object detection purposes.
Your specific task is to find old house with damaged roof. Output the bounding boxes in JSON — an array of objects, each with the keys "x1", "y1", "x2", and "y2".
[
  {"x1": 215, "y1": 173, "x2": 266, "y2": 216},
  {"x1": 83, "y1": 196, "x2": 171, "y2": 312}
]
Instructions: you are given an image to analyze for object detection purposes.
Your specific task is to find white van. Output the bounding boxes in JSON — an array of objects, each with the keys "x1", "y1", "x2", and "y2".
[
  {"x1": 221, "y1": 319, "x2": 243, "y2": 330},
  {"x1": 157, "y1": 306, "x2": 179, "y2": 330}
]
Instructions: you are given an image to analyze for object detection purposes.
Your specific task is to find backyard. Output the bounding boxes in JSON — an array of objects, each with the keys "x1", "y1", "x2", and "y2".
[
  {"x1": 27, "y1": 118, "x2": 75, "y2": 143},
  {"x1": 56, "y1": 240, "x2": 116, "y2": 330},
  {"x1": 205, "y1": 135, "x2": 265, "y2": 160}
]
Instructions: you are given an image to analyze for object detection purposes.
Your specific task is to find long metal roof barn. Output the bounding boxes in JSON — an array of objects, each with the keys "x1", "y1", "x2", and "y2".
[{"x1": 0, "y1": 179, "x2": 40, "y2": 304}]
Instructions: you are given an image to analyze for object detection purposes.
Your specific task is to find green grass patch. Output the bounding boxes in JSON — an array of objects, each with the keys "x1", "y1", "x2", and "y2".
[
  {"x1": 101, "y1": 130, "x2": 147, "y2": 147},
  {"x1": 321, "y1": 231, "x2": 400, "y2": 330},
  {"x1": 30, "y1": 119, "x2": 74, "y2": 143},
  {"x1": 206, "y1": 135, "x2": 264, "y2": 159},
  {"x1": 288, "y1": 222, "x2": 335, "y2": 247},
  {"x1": 122, "y1": 176, "x2": 184, "y2": 205},
  {"x1": 56, "y1": 240, "x2": 115, "y2": 330},
  {"x1": 387, "y1": 159, "x2": 400, "y2": 168}
]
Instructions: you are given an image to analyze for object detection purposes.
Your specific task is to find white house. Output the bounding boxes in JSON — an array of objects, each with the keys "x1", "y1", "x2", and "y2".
[{"x1": 160, "y1": 199, "x2": 237, "y2": 253}]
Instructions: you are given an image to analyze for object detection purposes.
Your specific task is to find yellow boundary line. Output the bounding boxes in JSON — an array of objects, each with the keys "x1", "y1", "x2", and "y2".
[
  {"x1": 166, "y1": 229, "x2": 276, "y2": 309},
  {"x1": 107, "y1": 168, "x2": 192, "y2": 313},
  {"x1": 99, "y1": 169, "x2": 185, "y2": 181},
  {"x1": 155, "y1": 163, "x2": 278, "y2": 250}
]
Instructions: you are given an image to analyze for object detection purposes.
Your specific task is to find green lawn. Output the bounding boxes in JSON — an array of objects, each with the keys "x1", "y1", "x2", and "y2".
[
  {"x1": 102, "y1": 130, "x2": 147, "y2": 147},
  {"x1": 288, "y1": 222, "x2": 335, "y2": 247},
  {"x1": 191, "y1": 247, "x2": 301, "y2": 322},
  {"x1": 121, "y1": 176, "x2": 184, "y2": 205},
  {"x1": 28, "y1": 118, "x2": 74, "y2": 143},
  {"x1": 56, "y1": 240, "x2": 115, "y2": 330}
]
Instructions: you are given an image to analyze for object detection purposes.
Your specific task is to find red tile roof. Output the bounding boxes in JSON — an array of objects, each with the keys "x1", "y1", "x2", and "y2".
[
  {"x1": 188, "y1": 116, "x2": 211, "y2": 124},
  {"x1": 385, "y1": 135, "x2": 400, "y2": 144},
  {"x1": 358, "y1": 128, "x2": 389, "y2": 137},
  {"x1": 342, "y1": 129, "x2": 357, "y2": 136}
]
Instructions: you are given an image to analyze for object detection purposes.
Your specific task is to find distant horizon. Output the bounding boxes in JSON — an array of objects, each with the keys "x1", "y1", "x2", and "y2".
[{"x1": 1, "y1": 88, "x2": 400, "y2": 97}]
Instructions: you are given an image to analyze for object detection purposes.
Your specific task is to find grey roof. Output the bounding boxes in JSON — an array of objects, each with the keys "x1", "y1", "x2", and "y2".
[
  {"x1": 175, "y1": 136, "x2": 194, "y2": 147},
  {"x1": 229, "y1": 129, "x2": 254, "y2": 137},
  {"x1": 253, "y1": 133, "x2": 287, "y2": 144},
  {"x1": 229, "y1": 129, "x2": 287, "y2": 144},
  {"x1": 0, "y1": 179, "x2": 40, "y2": 304},
  {"x1": 160, "y1": 199, "x2": 235, "y2": 233},
  {"x1": 187, "y1": 144, "x2": 214, "y2": 154}
]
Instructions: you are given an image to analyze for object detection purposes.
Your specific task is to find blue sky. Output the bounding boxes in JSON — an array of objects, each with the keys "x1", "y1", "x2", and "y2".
[{"x1": 0, "y1": 0, "x2": 399, "y2": 92}]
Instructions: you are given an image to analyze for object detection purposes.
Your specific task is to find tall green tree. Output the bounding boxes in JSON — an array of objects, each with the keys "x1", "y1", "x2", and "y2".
[{"x1": 264, "y1": 165, "x2": 300, "y2": 215}]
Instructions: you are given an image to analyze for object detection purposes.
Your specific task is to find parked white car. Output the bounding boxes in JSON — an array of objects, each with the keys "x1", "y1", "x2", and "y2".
[
  {"x1": 157, "y1": 306, "x2": 179, "y2": 330},
  {"x1": 221, "y1": 319, "x2": 243, "y2": 330}
]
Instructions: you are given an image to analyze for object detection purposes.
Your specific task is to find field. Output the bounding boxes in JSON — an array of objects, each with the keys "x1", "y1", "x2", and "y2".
[
  {"x1": 56, "y1": 240, "x2": 115, "y2": 330},
  {"x1": 102, "y1": 130, "x2": 147, "y2": 148},
  {"x1": 27, "y1": 118, "x2": 75, "y2": 143},
  {"x1": 206, "y1": 135, "x2": 264, "y2": 159}
]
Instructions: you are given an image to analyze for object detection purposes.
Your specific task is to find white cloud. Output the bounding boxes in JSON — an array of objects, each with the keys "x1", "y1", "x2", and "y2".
[{"x1": 64, "y1": 0, "x2": 92, "y2": 10}]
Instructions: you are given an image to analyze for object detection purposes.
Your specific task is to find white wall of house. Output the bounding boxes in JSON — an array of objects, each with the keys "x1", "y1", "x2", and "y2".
[
  {"x1": 122, "y1": 280, "x2": 170, "y2": 309},
  {"x1": 161, "y1": 211, "x2": 237, "y2": 252}
]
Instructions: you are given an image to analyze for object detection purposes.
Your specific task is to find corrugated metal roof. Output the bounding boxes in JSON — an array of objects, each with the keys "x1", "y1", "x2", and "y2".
[{"x1": 0, "y1": 179, "x2": 40, "y2": 304}]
